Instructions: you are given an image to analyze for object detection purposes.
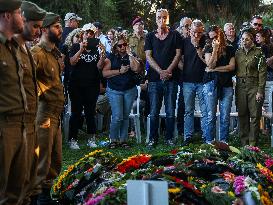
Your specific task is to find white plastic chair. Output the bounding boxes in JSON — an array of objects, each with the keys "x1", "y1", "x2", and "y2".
[{"x1": 129, "y1": 86, "x2": 142, "y2": 143}]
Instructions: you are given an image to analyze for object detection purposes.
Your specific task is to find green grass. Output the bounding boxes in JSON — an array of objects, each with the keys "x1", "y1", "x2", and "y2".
[{"x1": 62, "y1": 130, "x2": 273, "y2": 171}]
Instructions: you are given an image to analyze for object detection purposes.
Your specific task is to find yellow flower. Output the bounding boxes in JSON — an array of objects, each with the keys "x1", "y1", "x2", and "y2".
[
  {"x1": 258, "y1": 184, "x2": 263, "y2": 193},
  {"x1": 188, "y1": 176, "x2": 194, "y2": 181},
  {"x1": 228, "y1": 191, "x2": 235, "y2": 198},
  {"x1": 168, "y1": 187, "x2": 181, "y2": 194},
  {"x1": 200, "y1": 184, "x2": 207, "y2": 189},
  {"x1": 53, "y1": 149, "x2": 103, "y2": 194}
]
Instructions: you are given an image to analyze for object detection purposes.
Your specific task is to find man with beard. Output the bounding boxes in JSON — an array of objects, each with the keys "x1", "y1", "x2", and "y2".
[
  {"x1": 0, "y1": 0, "x2": 26, "y2": 204},
  {"x1": 31, "y1": 12, "x2": 64, "y2": 205},
  {"x1": 13, "y1": 2, "x2": 46, "y2": 205}
]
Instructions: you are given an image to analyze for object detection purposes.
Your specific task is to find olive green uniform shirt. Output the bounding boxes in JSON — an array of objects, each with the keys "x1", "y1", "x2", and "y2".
[
  {"x1": 128, "y1": 33, "x2": 146, "y2": 63},
  {"x1": 0, "y1": 32, "x2": 27, "y2": 115},
  {"x1": 235, "y1": 46, "x2": 267, "y2": 94},
  {"x1": 14, "y1": 36, "x2": 38, "y2": 118},
  {"x1": 31, "y1": 41, "x2": 64, "y2": 112}
]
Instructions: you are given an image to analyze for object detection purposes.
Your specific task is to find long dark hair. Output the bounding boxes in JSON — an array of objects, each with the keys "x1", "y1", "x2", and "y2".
[{"x1": 207, "y1": 25, "x2": 227, "y2": 58}]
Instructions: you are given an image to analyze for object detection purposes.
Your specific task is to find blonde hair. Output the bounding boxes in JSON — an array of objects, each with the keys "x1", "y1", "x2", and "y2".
[{"x1": 112, "y1": 34, "x2": 127, "y2": 54}]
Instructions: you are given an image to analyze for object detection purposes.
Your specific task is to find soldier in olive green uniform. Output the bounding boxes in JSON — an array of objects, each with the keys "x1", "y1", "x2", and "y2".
[
  {"x1": 13, "y1": 2, "x2": 46, "y2": 204},
  {"x1": 235, "y1": 30, "x2": 267, "y2": 146},
  {"x1": 31, "y1": 12, "x2": 64, "y2": 205},
  {"x1": 0, "y1": 0, "x2": 28, "y2": 205},
  {"x1": 128, "y1": 16, "x2": 146, "y2": 63}
]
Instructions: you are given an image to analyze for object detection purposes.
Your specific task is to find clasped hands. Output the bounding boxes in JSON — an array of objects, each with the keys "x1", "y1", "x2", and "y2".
[{"x1": 159, "y1": 69, "x2": 172, "y2": 81}]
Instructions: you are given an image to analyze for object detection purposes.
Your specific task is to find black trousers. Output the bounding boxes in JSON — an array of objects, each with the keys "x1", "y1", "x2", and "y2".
[{"x1": 68, "y1": 83, "x2": 100, "y2": 140}]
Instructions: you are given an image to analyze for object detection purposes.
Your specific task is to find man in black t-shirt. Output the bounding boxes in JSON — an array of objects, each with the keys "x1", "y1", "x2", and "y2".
[
  {"x1": 144, "y1": 9, "x2": 181, "y2": 147},
  {"x1": 60, "y1": 13, "x2": 82, "y2": 105},
  {"x1": 180, "y1": 19, "x2": 207, "y2": 146}
]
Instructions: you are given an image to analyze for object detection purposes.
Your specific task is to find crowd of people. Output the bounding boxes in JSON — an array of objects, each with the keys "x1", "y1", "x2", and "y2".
[{"x1": 1, "y1": 0, "x2": 273, "y2": 204}]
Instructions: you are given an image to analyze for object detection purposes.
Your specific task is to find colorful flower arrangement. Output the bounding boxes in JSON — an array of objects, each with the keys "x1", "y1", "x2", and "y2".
[
  {"x1": 53, "y1": 145, "x2": 273, "y2": 205},
  {"x1": 115, "y1": 154, "x2": 151, "y2": 174}
]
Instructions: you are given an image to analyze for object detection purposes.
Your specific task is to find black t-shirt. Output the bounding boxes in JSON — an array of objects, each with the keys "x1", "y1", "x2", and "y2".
[
  {"x1": 60, "y1": 27, "x2": 74, "y2": 49},
  {"x1": 60, "y1": 44, "x2": 71, "y2": 79},
  {"x1": 107, "y1": 53, "x2": 136, "y2": 91},
  {"x1": 144, "y1": 30, "x2": 181, "y2": 82},
  {"x1": 226, "y1": 36, "x2": 239, "y2": 51},
  {"x1": 182, "y1": 36, "x2": 206, "y2": 83},
  {"x1": 204, "y1": 45, "x2": 235, "y2": 87},
  {"x1": 261, "y1": 44, "x2": 273, "y2": 73},
  {"x1": 69, "y1": 39, "x2": 100, "y2": 86}
]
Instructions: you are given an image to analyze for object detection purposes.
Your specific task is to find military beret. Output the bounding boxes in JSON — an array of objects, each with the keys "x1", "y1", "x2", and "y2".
[
  {"x1": 0, "y1": 0, "x2": 22, "y2": 12},
  {"x1": 21, "y1": 1, "x2": 46, "y2": 21},
  {"x1": 132, "y1": 16, "x2": 143, "y2": 26},
  {"x1": 42, "y1": 12, "x2": 61, "y2": 28}
]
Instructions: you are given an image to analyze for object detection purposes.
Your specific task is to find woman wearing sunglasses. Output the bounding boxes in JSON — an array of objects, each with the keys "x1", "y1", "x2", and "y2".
[{"x1": 102, "y1": 35, "x2": 142, "y2": 148}]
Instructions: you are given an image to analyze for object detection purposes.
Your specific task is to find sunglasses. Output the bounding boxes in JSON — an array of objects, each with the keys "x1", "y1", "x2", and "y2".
[
  {"x1": 117, "y1": 42, "x2": 127, "y2": 48},
  {"x1": 182, "y1": 24, "x2": 190, "y2": 29},
  {"x1": 85, "y1": 30, "x2": 95, "y2": 35},
  {"x1": 253, "y1": 23, "x2": 263, "y2": 27}
]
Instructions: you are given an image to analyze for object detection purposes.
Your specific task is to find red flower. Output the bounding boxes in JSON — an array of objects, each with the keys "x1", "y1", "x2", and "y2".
[
  {"x1": 170, "y1": 149, "x2": 178, "y2": 155},
  {"x1": 116, "y1": 154, "x2": 151, "y2": 174},
  {"x1": 171, "y1": 176, "x2": 201, "y2": 196},
  {"x1": 156, "y1": 168, "x2": 164, "y2": 174}
]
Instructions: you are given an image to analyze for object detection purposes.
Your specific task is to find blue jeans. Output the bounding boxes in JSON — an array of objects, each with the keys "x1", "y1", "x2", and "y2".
[
  {"x1": 203, "y1": 80, "x2": 217, "y2": 143},
  {"x1": 148, "y1": 81, "x2": 178, "y2": 142},
  {"x1": 106, "y1": 86, "x2": 137, "y2": 142},
  {"x1": 183, "y1": 82, "x2": 206, "y2": 140},
  {"x1": 218, "y1": 87, "x2": 233, "y2": 142}
]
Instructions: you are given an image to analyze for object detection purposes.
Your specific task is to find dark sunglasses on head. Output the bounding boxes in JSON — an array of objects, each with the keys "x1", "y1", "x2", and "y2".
[
  {"x1": 85, "y1": 30, "x2": 95, "y2": 35},
  {"x1": 117, "y1": 42, "x2": 127, "y2": 48},
  {"x1": 253, "y1": 23, "x2": 263, "y2": 27}
]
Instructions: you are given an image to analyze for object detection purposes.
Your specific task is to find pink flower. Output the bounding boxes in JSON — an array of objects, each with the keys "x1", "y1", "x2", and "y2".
[
  {"x1": 233, "y1": 176, "x2": 246, "y2": 195},
  {"x1": 247, "y1": 146, "x2": 261, "y2": 152},
  {"x1": 211, "y1": 186, "x2": 226, "y2": 194},
  {"x1": 265, "y1": 158, "x2": 273, "y2": 168},
  {"x1": 84, "y1": 187, "x2": 117, "y2": 205}
]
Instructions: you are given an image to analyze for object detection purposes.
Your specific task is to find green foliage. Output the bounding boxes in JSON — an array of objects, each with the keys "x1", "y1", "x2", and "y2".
[
  {"x1": 31, "y1": 0, "x2": 272, "y2": 31},
  {"x1": 262, "y1": 4, "x2": 273, "y2": 28}
]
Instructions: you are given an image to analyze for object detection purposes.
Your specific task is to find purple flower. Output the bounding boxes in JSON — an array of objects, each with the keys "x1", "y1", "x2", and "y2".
[
  {"x1": 233, "y1": 176, "x2": 246, "y2": 195},
  {"x1": 84, "y1": 187, "x2": 117, "y2": 205}
]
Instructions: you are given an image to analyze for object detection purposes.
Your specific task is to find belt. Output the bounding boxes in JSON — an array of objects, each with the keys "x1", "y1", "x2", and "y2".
[{"x1": 0, "y1": 114, "x2": 35, "y2": 123}]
